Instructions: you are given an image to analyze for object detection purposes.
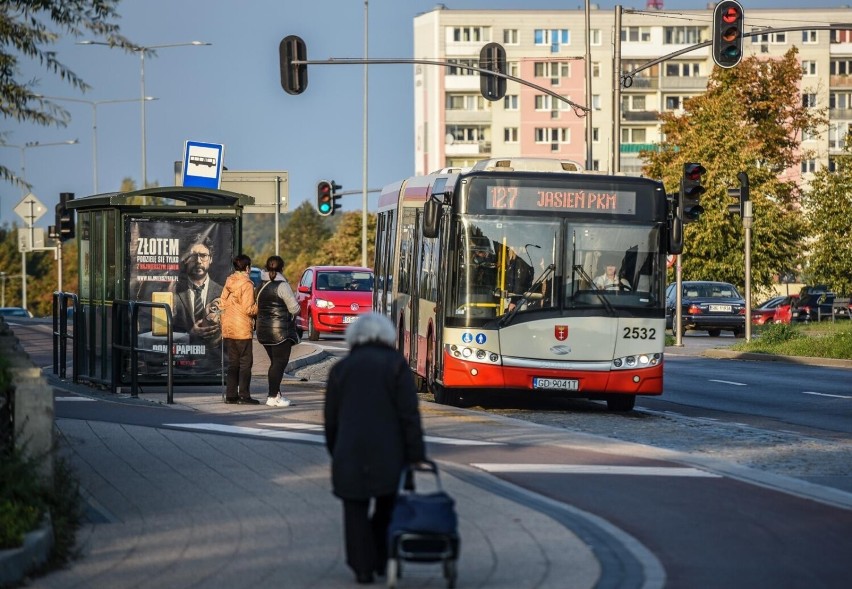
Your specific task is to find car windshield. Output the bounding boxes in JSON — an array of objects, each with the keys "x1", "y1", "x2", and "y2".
[
  {"x1": 683, "y1": 283, "x2": 740, "y2": 298},
  {"x1": 316, "y1": 271, "x2": 373, "y2": 292}
]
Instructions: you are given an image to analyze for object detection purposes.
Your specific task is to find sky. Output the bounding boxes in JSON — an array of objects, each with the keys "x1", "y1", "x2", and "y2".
[{"x1": 2, "y1": 0, "x2": 849, "y2": 230}]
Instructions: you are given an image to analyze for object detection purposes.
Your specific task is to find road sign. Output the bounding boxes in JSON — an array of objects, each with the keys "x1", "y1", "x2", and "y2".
[
  {"x1": 18, "y1": 227, "x2": 45, "y2": 252},
  {"x1": 182, "y1": 141, "x2": 224, "y2": 189},
  {"x1": 14, "y1": 193, "x2": 47, "y2": 226}
]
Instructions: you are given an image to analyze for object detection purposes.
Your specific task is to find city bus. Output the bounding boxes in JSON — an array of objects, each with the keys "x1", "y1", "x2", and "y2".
[{"x1": 373, "y1": 157, "x2": 683, "y2": 411}]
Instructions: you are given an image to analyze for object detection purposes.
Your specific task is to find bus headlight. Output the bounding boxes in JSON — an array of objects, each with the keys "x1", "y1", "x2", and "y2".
[
  {"x1": 445, "y1": 344, "x2": 500, "y2": 364},
  {"x1": 611, "y1": 353, "x2": 661, "y2": 370}
]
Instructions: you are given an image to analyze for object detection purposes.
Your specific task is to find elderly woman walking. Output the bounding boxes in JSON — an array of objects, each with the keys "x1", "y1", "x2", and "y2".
[{"x1": 324, "y1": 313, "x2": 426, "y2": 585}]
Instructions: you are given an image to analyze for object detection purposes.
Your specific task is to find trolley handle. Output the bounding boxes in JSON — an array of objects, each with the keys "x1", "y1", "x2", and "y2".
[{"x1": 399, "y1": 459, "x2": 442, "y2": 493}]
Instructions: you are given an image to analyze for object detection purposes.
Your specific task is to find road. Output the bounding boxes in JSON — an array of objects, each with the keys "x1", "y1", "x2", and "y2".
[{"x1": 10, "y1": 320, "x2": 852, "y2": 588}]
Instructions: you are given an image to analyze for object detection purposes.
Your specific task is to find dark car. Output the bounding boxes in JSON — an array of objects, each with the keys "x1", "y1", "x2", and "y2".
[
  {"x1": 773, "y1": 291, "x2": 836, "y2": 324},
  {"x1": 665, "y1": 281, "x2": 746, "y2": 337},
  {"x1": 0, "y1": 307, "x2": 34, "y2": 318},
  {"x1": 752, "y1": 295, "x2": 787, "y2": 326}
]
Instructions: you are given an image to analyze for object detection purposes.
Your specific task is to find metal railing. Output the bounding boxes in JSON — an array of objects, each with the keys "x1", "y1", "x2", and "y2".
[
  {"x1": 52, "y1": 291, "x2": 79, "y2": 382},
  {"x1": 111, "y1": 300, "x2": 175, "y2": 403}
]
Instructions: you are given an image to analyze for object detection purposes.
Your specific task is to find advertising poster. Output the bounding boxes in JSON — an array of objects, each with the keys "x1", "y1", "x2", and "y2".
[{"x1": 126, "y1": 218, "x2": 235, "y2": 378}]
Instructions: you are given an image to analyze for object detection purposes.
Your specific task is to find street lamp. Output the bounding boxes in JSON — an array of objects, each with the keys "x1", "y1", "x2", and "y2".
[
  {"x1": 0, "y1": 139, "x2": 79, "y2": 195},
  {"x1": 38, "y1": 95, "x2": 158, "y2": 194},
  {"x1": 77, "y1": 40, "x2": 211, "y2": 188}
]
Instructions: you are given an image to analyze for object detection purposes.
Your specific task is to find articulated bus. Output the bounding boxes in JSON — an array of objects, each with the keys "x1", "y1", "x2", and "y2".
[{"x1": 374, "y1": 157, "x2": 682, "y2": 411}]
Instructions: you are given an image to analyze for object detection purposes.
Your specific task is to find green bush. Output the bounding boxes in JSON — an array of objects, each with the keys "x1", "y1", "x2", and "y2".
[
  {"x1": 756, "y1": 322, "x2": 801, "y2": 346},
  {"x1": 0, "y1": 449, "x2": 47, "y2": 549}
]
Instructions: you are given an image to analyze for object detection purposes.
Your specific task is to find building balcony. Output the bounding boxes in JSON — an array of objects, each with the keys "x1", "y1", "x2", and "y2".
[
  {"x1": 620, "y1": 143, "x2": 659, "y2": 154},
  {"x1": 445, "y1": 110, "x2": 493, "y2": 124},
  {"x1": 621, "y1": 76, "x2": 659, "y2": 91},
  {"x1": 659, "y1": 76, "x2": 708, "y2": 91},
  {"x1": 622, "y1": 110, "x2": 661, "y2": 122},
  {"x1": 829, "y1": 108, "x2": 852, "y2": 120},
  {"x1": 829, "y1": 75, "x2": 852, "y2": 89},
  {"x1": 446, "y1": 141, "x2": 491, "y2": 157},
  {"x1": 445, "y1": 76, "x2": 480, "y2": 92}
]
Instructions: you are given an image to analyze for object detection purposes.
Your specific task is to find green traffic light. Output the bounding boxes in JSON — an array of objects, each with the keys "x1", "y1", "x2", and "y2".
[{"x1": 319, "y1": 202, "x2": 331, "y2": 214}]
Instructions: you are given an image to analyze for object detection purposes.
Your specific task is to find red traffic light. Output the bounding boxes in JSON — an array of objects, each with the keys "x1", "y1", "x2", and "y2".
[
  {"x1": 684, "y1": 163, "x2": 706, "y2": 183},
  {"x1": 712, "y1": 0, "x2": 744, "y2": 69},
  {"x1": 721, "y1": 5, "x2": 740, "y2": 23}
]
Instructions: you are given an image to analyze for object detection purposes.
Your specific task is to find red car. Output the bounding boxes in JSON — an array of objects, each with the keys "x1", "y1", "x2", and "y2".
[
  {"x1": 294, "y1": 266, "x2": 374, "y2": 340},
  {"x1": 752, "y1": 296, "x2": 787, "y2": 326}
]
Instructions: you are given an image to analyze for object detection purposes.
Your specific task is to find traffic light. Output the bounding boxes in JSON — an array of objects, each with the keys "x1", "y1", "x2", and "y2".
[
  {"x1": 680, "y1": 163, "x2": 705, "y2": 223},
  {"x1": 55, "y1": 192, "x2": 75, "y2": 240},
  {"x1": 279, "y1": 35, "x2": 308, "y2": 95},
  {"x1": 479, "y1": 42, "x2": 507, "y2": 101},
  {"x1": 727, "y1": 171, "x2": 750, "y2": 217},
  {"x1": 330, "y1": 180, "x2": 342, "y2": 215},
  {"x1": 317, "y1": 180, "x2": 333, "y2": 216},
  {"x1": 712, "y1": 0, "x2": 744, "y2": 69}
]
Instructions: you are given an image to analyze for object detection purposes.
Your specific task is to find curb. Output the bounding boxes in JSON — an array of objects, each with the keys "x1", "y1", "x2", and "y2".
[
  {"x1": 702, "y1": 348, "x2": 852, "y2": 369},
  {"x1": 0, "y1": 515, "x2": 54, "y2": 588}
]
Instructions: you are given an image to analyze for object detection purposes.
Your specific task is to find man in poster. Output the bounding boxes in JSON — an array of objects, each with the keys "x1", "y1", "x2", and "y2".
[{"x1": 172, "y1": 234, "x2": 224, "y2": 345}]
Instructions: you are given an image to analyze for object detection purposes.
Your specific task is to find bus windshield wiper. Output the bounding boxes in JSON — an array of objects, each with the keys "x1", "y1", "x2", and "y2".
[
  {"x1": 572, "y1": 264, "x2": 615, "y2": 316},
  {"x1": 499, "y1": 264, "x2": 556, "y2": 327}
]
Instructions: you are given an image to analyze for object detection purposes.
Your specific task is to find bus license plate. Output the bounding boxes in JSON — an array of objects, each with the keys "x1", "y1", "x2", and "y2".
[
  {"x1": 534, "y1": 377, "x2": 579, "y2": 391},
  {"x1": 343, "y1": 316, "x2": 356, "y2": 324}
]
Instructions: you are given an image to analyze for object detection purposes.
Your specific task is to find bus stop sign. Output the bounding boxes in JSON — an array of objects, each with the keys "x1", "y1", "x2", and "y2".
[{"x1": 182, "y1": 140, "x2": 224, "y2": 189}]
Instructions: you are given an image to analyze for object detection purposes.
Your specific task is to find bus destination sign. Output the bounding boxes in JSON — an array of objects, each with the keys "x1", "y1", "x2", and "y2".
[{"x1": 486, "y1": 185, "x2": 636, "y2": 215}]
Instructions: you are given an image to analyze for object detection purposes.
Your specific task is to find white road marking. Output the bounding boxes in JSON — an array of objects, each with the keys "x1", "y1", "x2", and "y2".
[
  {"x1": 473, "y1": 463, "x2": 722, "y2": 478},
  {"x1": 802, "y1": 391, "x2": 852, "y2": 399},
  {"x1": 166, "y1": 423, "x2": 501, "y2": 446},
  {"x1": 708, "y1": 379, "x2": 747, "y2": 386},
  {"x1": 55, "y1": 396, "x2": 96, "y2": 402}
]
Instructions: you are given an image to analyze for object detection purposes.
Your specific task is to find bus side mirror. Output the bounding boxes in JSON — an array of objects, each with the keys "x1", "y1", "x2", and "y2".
[{"x1": 423, "y1": 196, "x2": 441, "y2": 238}]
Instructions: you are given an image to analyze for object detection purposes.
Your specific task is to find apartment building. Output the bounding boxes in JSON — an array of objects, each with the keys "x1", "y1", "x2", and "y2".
[{"x1": 412, "y1": 5, "x2": 852, "y2": 178}]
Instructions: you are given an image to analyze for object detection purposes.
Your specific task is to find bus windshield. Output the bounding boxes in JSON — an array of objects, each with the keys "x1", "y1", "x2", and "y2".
[{"x1": 450, "y1": 217, "x2": 662, "y2": 321}]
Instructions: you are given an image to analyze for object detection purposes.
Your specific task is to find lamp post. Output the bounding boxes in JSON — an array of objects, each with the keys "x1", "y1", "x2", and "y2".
[
  {"x1": 38, "y1": 96, "x2": 158, "y2": 194},
  {"x1": 0, "y1": 139, "x2": 80, "y2": 195},
  {"x1": 77, "y1": 40, "x2": 211, "y2": 188}
]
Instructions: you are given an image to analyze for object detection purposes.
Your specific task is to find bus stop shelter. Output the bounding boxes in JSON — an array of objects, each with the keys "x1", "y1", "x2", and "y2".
[{"x1": 65, "y1": 186, "x2": 254, "y2": 388}]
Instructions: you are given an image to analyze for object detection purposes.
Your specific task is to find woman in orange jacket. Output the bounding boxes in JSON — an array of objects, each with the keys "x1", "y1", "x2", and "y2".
[{"x1": 219, "y1": 254, "x2": 258, "y2": 404}]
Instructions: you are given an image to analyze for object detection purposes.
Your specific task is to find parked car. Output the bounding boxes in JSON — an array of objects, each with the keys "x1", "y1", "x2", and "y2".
[
  {"x1": 294, "y1": 266, "x2": 374, "y2": 340},
  {"x1": 665, "y1": 280, "x2": 746, "y2": 337},
  {"x1": 752, "y1": 295, "x2": 787, "y2": 326},
  {"x1": 0, "y1": 307, "x2": 34, "y2": 318},
  {"x1": 773, "y1": 291, "x2": 837, "y2": 324}
]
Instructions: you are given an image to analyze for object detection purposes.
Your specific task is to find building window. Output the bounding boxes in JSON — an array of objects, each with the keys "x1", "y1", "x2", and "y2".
[
  {"x1": 451, "y1": 26, "x2": 490, "y2": 43},
  {"x1": 621, "y1": 27, "x2": 651, "y2": 43},
  {"x1": 621, "y1": 128, "x2": 647, "y2": 143},
  {"x1": 591, "y1": 160, "x2": 600, "y2": 171},
  {"x1": 592, "y1": 95, "x2": 601, "y2": 110},
  {"x1": 534, "y1": 127, "x2": 570, "y2": 143},
  {"x1": 621, "y1": 95, "x2": 646, "y2": 111},
  {"x1": 830, "y1": 92, "x2": 852, "y2": 109},
  {"x1": 592, "y1": 127, "x2": 600, "y2": 142},
  {"x1": 802, "y1": 93, "x2": 817, "y2": 108},
  {"x1": 665, "y1": 62, "x2": 701, "y2": 77},
  {"x1": 801, "y1": 159, "x2": 816, "y2": 174},
  {"x1": 592, "y1": 62, "x2": 601, "y2": 78},
  {"x1": 829, "y1": 123, "x2": 851, "y2": 149},
  {"x1": 665, "y1": 96, "x2": 684, "y2": 110},
  {"x1": 446, "y1": 125, "x2": 487, "y2": 144},
  {"x1": 753, "y1": 32, "x2": 787, "y2": 44},
  {"x1": 503, "y1": 29, "x2": 518, "y2": 45},
  {"x1": 503, "y1": 95, "x2": 519, "y2": 110},
  {"x1": 504, "y1": 127, "x2": 519, "y2": 143},
  {"x1": 802, "y1": 61, "x2": 817, "y2": 76},
  {"x1": 533, "y1": 61, "x2": 571, "y2": 80},
  {"x1": 830, "y1": 59, "x2": 851, "y2": 75},
  {"x1": 802, "y1": 30, "x2": 818, "y2": 44},
  {"x1": 590, "y1": 29, "x2": 602, "y2": 46},
  {"x1": 534, "y1": 29, "x2": 570, "y2": 52},
  {"x1": 663, "y1": 26, "x2": 704, "y2": 45},
  {"x1": 446, "y1": 94, "x2": 488, "y2": 111},
  {"x1": 508, "y1": 61, "x2": 519, "y2": 77},
  {"x1": 446, "y1": 58, "x2": 478, "y2": 76},
  {"x1": 802, "y1": 128, "x2": 817, "y2": 142},
  {"x1": 534, "y1": 94, "x2": 571, "y2": 111},
  {"x1": 830, "y1": 28, "x2": 852, "y2": 44}
]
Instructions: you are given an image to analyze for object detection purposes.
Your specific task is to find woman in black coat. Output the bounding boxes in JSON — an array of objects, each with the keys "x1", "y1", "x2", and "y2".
[{"x1": 324, "y1": 313, "x2": 426, "y2": 585}]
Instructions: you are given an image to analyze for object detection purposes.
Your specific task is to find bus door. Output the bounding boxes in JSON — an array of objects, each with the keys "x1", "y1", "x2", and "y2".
[{"x1": 407, "y1": 208, "x2": 423, "y2": 369}]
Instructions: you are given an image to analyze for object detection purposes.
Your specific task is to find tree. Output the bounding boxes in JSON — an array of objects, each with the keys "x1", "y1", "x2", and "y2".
[
  {"x1": 318, "y1": 212, "x2": 376, "y2": 267},
  {"x1": 643, "y1": 49, "x2": 825, "y2": 299},
  {"x1": 1, "y1": 1, "x2": 136, "y2": 190},
  {"x1": 800, "y1": 135, "x2": 852, "y2": 296},
  {"x1": 280, "y1": 202, "x2": 332, "y2": 284}
]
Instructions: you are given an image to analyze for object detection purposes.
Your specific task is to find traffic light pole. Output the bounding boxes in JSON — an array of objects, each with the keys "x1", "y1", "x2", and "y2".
[{"x1": 743, "y1": 200, "x2": 753, "y2": 341}]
